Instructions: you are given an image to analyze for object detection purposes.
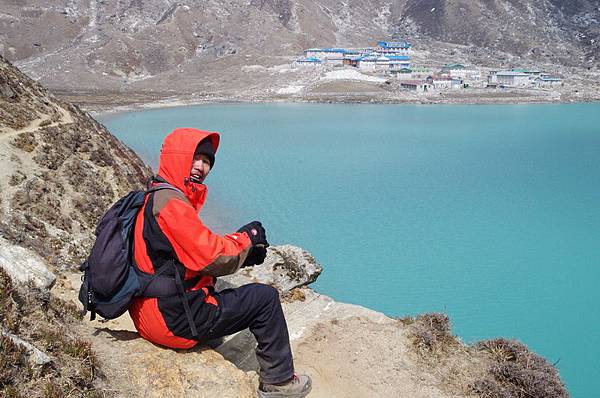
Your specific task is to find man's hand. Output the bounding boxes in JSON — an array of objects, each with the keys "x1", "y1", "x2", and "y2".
[
  {"x1": 237, "y1": 221, "x2": 268, "y2": 247},
  {"x1": 242, "y1": 245, "x2": 267, "y2": 268}
]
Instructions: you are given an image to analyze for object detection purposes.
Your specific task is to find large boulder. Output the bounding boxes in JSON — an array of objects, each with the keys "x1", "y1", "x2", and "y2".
[
  {"x1": 0, "y1": 236, "x2": 56, "y2": 289},
  {"x1": 219, "y1": 245, "x2": 322, "y2": 293}
]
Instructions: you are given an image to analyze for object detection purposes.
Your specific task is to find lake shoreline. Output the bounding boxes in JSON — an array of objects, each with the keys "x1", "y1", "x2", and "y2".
[{"x1": 53, "y1": 87, "x2": 600, "y2": 115}]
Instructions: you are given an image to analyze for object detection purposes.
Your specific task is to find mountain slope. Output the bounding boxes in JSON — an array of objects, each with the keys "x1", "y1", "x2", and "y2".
[
  {"x1": 1, "y1": 0, "x2": 598, "y2": 93},
  {"x1": 0, "y1": 54, "x2": 151, "y2": 268}
]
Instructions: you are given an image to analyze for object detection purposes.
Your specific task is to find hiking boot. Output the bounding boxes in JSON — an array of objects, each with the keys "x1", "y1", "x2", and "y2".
[{"x1": 258, "y1": 373, "x2": 312, "y2": 398}]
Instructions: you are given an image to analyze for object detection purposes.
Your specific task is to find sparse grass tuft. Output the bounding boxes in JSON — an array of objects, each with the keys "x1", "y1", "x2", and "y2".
[
  {"x1": 1, "y1": 385, "x2": 24, "y2": 398},
  {"x1": 42, "y1": 381, "x2": 65, "y2": 398},
  {"x1": 472, "y1": 338, "x2": 569, "y2": 398},
  {"x1": 49, "y1": 294, "x2": 84, "y2": 321}
]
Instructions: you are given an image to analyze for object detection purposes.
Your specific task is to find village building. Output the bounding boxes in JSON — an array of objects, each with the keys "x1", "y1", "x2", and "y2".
[
  {"x1": 489, "y1": 69, "x2": 561, "y2": 87},
  {"x1": 300, "y1": 39, "x2": 412, "y2": 72},
  {"x1": 356, "y1": 54, "x2": 379, "y2": 71},
  {"x1": 343, "y1": 56, "x2": 361, "y2": 67},
  {"x1": 305, "y1": 48, "x2": 355, "y2": 65},
  {"x1": 293, "y1": 57, "x2": 323, "y2": 67},
  {"x1": 424, "y1": 75, "x2": 463, "y2": 90},
  {"x1": 376, "y1": 41, "x2": 412, "y2": 56},
  {"x1": 387, "y1": 55, "x2": 411, "y2": 70},
  {"x1": 535, "y1": 74, "x2": 563, "y2": 86},
  {"x1": 511, "y1": 68, "x2": 542, "y2": 77},
  {"x1": 355, "y1": 53, "x2": 410, "y2": 71},
  {"x1": 400, "y1": 80, "x2": 432, "y2": 93},
  {"x1": 411, "y1": 67, "x2": 432, "y2": 79},
  {"x1": 388, "y1": 68, "x2": 413, "y2": 79},
  {"x1": 494, "y1": 71, "x2": 532, "y2": 87},
  {"x1": 441, "y1": 64, "x2": 481, "y2": 81},
  {"x1": 304, "y1": 48, "x2": 347, "y2": 59}
]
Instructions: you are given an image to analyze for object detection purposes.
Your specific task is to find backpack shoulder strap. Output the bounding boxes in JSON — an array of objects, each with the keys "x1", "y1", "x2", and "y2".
[
  {"x1": 146, "y1": 175, "x2": 184, "y2": 196},
  {"x1": 147, "y1": 183, "x2": 182, "y2": 194}
]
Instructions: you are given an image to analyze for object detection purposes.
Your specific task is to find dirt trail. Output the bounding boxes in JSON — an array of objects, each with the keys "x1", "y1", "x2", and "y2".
[
  {"x1": 0, "y1": 103, "x2": 75, "y2": 217},
  {"x1": 0, "y1": 103, "x2": 74, "y2": 138}
]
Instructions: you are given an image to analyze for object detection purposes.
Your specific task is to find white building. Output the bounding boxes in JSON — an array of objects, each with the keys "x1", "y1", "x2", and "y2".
[
  {"x1": 441, "y1": 64, "x2": 481, "y2": 81},
  {"x1": 303, "y1": 48, "x2": 347, "y2": 60},
  {"x1": 495, "y1": 71, "x2": 532, "y2": 87},
  {"x1": 400, "y1": 80, "x2": 432, "y2": 93},
  {"x1": 357, "y1": 54, "x2": 379, "y2": 71},
  {"x1": 357, "y1": 54, "x2": 410, "y2": 71},
  {"x1": 535, "y1": 74, "x2": 562, "y2": 86}
]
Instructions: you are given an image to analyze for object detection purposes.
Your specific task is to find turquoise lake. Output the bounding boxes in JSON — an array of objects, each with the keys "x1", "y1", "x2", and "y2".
[{"x1": 99, "y1": 103, "x2": 600, "y2": 397}]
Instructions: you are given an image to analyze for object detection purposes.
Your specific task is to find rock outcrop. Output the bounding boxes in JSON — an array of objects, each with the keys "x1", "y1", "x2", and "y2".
[
  {"x1": 0, "y1": 236, "x2": 56, "y2": 289},
  {"x1": 219, "y1": 245, "x2": 322, "y2": 293}
]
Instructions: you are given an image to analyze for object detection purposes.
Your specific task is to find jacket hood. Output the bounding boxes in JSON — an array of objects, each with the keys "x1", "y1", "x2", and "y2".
[{"x1": 157, "y1": 128, "x2": 220, "y2": 211}]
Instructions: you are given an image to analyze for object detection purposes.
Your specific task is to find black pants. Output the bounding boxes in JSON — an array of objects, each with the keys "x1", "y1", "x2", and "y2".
[{"x1": 199, "y1": 283, "x2": 294, "y2": 384}]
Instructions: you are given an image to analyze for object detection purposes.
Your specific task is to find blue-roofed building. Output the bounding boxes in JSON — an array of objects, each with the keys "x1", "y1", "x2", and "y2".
[
  {"x1": 356, "y1": 53, "x2": 411, "y2": 71},
  {"x1": 377, "y1": 41, "x2": 412, "y2": 56},
  {"x1": 386, "y1": 55, "x2": 410, "y2": 69},
  {"x1": 386, "y1": 55, "x2": 410, "y2": 61},
  {"x1": 304, "y1": 48, "x2": 349, "y2": 61},
  {"x1": 294, "y1": 57, "x2": 323, "y2": 67}
]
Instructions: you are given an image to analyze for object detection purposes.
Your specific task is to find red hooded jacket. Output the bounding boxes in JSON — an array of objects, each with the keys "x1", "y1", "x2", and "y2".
[{"x1": 129, "y1": 128, "x2": 252, "y2": 349}]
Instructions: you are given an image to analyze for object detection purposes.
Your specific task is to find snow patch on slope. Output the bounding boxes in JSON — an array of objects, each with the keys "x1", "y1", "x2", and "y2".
[
  {"x1": 323, "y1": 69, "x2": 386, "y2": 83},
  {"x1": 277, "y1": 85, "x2": 304, "y2": 94}
]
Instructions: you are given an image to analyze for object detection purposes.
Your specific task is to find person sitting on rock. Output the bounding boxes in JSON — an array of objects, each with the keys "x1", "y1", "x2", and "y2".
[{"x1": 128, "y1": 128, "x2": 311, "y2": 398}]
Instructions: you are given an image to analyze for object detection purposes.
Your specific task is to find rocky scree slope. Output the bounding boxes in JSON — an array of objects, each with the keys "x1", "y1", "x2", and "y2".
[
  {"x1": 0, "y1": 57, "x2": 570, "y2": 397},
  {"x1": 2, "y1": 0, "x2": 598, "y2": 95}
]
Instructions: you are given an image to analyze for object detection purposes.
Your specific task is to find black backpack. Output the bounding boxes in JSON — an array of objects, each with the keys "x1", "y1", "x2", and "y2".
[{"x1": 78, "y1": 182, "x2": 200, "y2": 336}]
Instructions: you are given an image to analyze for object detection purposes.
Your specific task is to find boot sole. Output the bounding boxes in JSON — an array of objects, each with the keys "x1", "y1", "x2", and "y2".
[{"x1": 257, "y1": 383, "x2": 312, "y2": 398}]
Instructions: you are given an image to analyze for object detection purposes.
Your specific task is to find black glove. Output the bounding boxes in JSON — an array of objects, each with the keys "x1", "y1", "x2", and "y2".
[
  {"x1": 237, "y1": 221, "x2": 268, "y2": 247},
  {"x1": 242, "y1": 245, "x2": 267, "y2": 267}
]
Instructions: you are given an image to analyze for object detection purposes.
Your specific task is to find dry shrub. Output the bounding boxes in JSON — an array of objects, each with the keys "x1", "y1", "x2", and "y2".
[
  {"x1": 42, "y1": 381, "x2": 65, "y2": 398},
  {"x1": 0, "y1": 335, "x2": 31, "y2": 386},
  {"x1": 39, "y1": 119, "x2": 52, "y2": 127},
  {"x1": 8, "y1": 171, "x2": 26, "y2": 186},
  {"x1": 0, "y1": 269, "x2": 19, "y2": 332},
  {"x1": 407, "y1": 313, "x2": 459, "y2": 356},
  {"x1": 396, "y1": 315, "x2": 416, "y2": 326},
  {"x1": 0, "y1": 268, "x2": 104, "y2": 397},
  {"x1": 282, "y1": 287, "x2": 306, "y2": 302},
  {"x1": 10, "y1": 132, "x2": 37, "y2": 152},
  {"x1": 472, "y1": 338, "x2": 569, "y2": 398}
]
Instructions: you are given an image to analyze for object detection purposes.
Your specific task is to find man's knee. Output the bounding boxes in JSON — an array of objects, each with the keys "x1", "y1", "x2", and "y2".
[{"x1": 248, "y1": 283, "x2": 280, "y2": 303}]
